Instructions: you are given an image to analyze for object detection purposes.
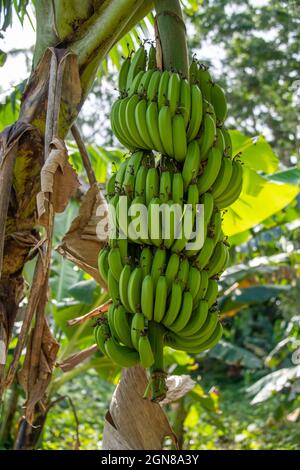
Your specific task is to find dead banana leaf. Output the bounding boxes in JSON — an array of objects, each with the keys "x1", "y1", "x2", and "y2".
[
  {"x1": 37, "y1": 137, "x2": 79, "y2": 225},
  {"x1": 161, "y1": 375, "x2": 196, "y2": 405},
  {"x1": 102, "y1": 366, "x2": 176, "y2": 450},
  {"x1": 18, "y1": 316, "x2": 59, "y2": 425},
  {"x1": 57, "y1": 344, "x2": 97, "y2": 372},
  {"x1": 56, "y1": 183, "x2": 108, "y2": 287}
]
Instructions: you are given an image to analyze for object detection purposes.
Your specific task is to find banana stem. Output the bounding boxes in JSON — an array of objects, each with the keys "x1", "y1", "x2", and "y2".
[
  {"x1": 148, "y1": 321, "x2": 168, "y2": 402},
  {"x1": 154, "y1": 0, "x2": 189, "y2": 78}
]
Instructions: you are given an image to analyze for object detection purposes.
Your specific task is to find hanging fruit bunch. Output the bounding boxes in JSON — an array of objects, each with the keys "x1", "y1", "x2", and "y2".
[{"x1": 95, "y1": 36, "x2": 243, "y2": 402}]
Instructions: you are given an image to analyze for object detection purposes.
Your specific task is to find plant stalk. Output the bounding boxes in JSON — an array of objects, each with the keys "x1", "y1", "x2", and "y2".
[{"x1": 154, "y1": 0, "x2": 189, "y2": 77}]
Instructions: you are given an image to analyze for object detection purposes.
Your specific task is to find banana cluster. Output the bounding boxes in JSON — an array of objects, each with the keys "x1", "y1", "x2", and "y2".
[{"x1": 96, "y1": 46, "x2": 243, "y2": 401}]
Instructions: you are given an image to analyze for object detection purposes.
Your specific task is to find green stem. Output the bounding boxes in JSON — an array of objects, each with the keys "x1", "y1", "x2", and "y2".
[
  {"x1": 148, "y1": 321, "x2": 168, "y2": 402},
  {"x1": 154, "y1": 0, "x2": 189, "y2": 77}
]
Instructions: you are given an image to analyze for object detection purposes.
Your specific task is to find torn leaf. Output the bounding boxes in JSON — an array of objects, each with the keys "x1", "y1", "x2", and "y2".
[{"x1": 37, "y1": 137, "x2": 79, "y2": 225}]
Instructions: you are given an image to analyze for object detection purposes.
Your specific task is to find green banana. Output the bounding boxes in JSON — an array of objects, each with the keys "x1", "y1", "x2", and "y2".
[
  {"x1": 131, "y1": 312, "x2": 145, "y2": 349},
  {"x1": 145, "y1": 167, "x2": 159, "y2": 206},
  {"x1": 166, "y1": 312, "x2": 219, "y2": 351},
  {"x1": 125, "y1": 94, "x2": 145, "y2": 148},
  {"x1": 148, "y1": 197, "x2": 163, "y2": 247},
  {"x1": 106, "y1": 172, "x2": 116, "y2": 199},
  {"x1": 211, "y1": 83, "x2": 227, "y2": 125},
  {"x1": 197, "y1": 147, "x2": 222, "y2": 195},
  {"x1": 157, "y1": 70, "x2": 170, "y2": 109},
  {"x1": 202, "y1": 192, "x2": 214, "y2": 227},
  {"x1": 165, "y1": 252, "x2": 180, "y2": 288},
  {"x1": 128, "y1": 70, "x2": 144, "y2": 96},
  {"x1": 114, "y1": 304, "x2": 133, "y2": 348},
  {"x1": 118, "y1": 97, "x2": 140, "y2": 148},
  {"x1": 182, "y1": 140, "x2": 201, "y2": 190},
  {"x1": 158, "y1": 105, "x2": 173, "y2": 156},
  {"x1": 111, "y1": 100, "x2": 134, "y2": 150},
  {"x1": 119, "y1": 264, "x2": 133, "y2": 312},
  {"x1": 187, "y1": 266, "x2": 201, "y2": 299},
  {"x1": 176, "y1": 257, "x2": 190, "y2": 290},
  {"x1": 216, "y1": 179, "x2": 242, "y2": 209},
  {"x1": 189, "y1": 322, "x2": 223, "y2": 353},
  {"x1": 179, "y1": 300, "x2": 209, "y2": 337},
  {"x1": 123, "y1": 151, "x2": 143, "y2": 196},
  {"x1": 189, "y1": 59, "x2": 199, "y2": 85},
  {"x1": 211, "y1": 157, "x2": 233, "y2": 199},
  {"x1": 139, "y1": 334, "x2": 155, "y2": 368},
  {"x1": 172, "y1": 113, "x2": 187, "y2": 162},
  {"x1": 209, "y1": 210, "x2": 222, "y2": 245},
  {"x1": 128, "y1": 266, "x2": 143, "y2": 312},
  {"x1": 151, "y1": 247, "x2": 167, "y2": 288},
  {"x1": 137, "y1": 69, "x2": 154, "y2": 95},
  {"x1": 172, "y1": 172, "x2": 184, "y2": 206},
  {"x1": 221, "y1": 127, "x2": 233, "y2": 158},
  {"x1": 215, "y1": 127, "x2": 226, "y2": 154},
  {"x1": 186, "y1": 84, "x2": 203, "y2": 142},
  {"x1": 215, "y1": 160, "x2": 243, "y2": 209},
  {"x1": 146, "y1": 101, "x2": 165, "y2": 153},
  {"x1": 115, "y1": 159, "x2": 129, "y2": 191},
  {"x1": 107, "y1": 304, "x2": 119, "y2": 341},
  {"x1": 140, "y1": 246, "x2": 153, "y2": 277},
  {"x1": 167, "y1": 72, "x2": 181, "y2": 114},
  {"x1": 148, "y1": 44, "x2": 156, "y2": 70},
  {"x1": 126, "y1": 46, "x2": 147, "y2": 90},
  {"x1": 197, "y1": 65, "x2": 212, "y2": 102},
  {"x1": 134, "y1": 164, "x2": 148, "y2": 201},
  {"x1": 147, "y1": 70, "x2": 161, "y2": 101},
  {"x1": 105, "y1": 337, "x2": 140, "y2": 367},
  {"x1": 198, "y1": 113, "x2": 216, "y2": 157},
  {"x1": 95, "y1": 321, "x2": 110, "y2": 355},
  {"x1": 108, "y1": 269, "x2": 120, "y2": 304},
  {"x1": 162, "y1": 281, "x2": 183, "y2": 327},
  {"x1": 169, "y1": 291, "x2": 193, "y2": 332},
  {"x1": 204, "y1": 279, "x2": 219, "y2": 308},
  {"x1": 179, "y1": 78, "x2": 191, "y2": 128},
  {"x1": 159, "y1": 170, "x2": 172, "y2": 203},
  {"x1": 154, "y1": 276, "x2": 168, "y2": 322},
  {"x1": 118, "y1": 56, "x2": 131, "y2": 94},
  {"x1": 141, "y1": 274, "x2": 154, "y2": 320},
  {"x1": 206, "y1": 242, "x2": 229, "y2": 279},
  {"x1": 108, "y1": 247, "x2": 123, "y2": 281},
  {"x1": 135, "y1": 99, "x2": 154, "y2": 149},
  {"x1": 194, "y1": 238, "x2": 215, "y2": 270},
  {"x1": 98, "y1": 247, "x2": 109, "y2": 284}
]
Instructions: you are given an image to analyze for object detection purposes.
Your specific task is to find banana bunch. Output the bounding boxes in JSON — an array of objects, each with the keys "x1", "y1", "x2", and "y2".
[
  {"x1": 96, "y1": 46, "x2": 243, "y2": 402},
  {"x1": 111, "y1": 46, "x2": 203, "y2": 160}
]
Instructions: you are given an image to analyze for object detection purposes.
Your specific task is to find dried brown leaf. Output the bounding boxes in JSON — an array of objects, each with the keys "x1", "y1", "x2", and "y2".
[
  {"x1": 161, "y1": 375, "x2": 196, "y2": 405},
  {"x1": 57, "y1": 344, "x2": 97, "y2": 372},
  {"x1": 18, "y1": 317, "x2": 59, "y2": 424},
  {"x1": 102, "y1": 366, "x2": 175, "y2": 450},
  {"x1": 37, "y1": 137, "x2": 79, "y2": 224},
  {"x1": 56, "y1": 183, "x2": 108, "y2": 286}
]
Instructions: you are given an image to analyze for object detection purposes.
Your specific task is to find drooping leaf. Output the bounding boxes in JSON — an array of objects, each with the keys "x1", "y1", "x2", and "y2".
[
  {"x1": 230, "y1": 130, "x2": 279, "y2": 174},
  {"x1": 267, "y1": 167, "x2": 300, "y2": 186},
  {"x1": 208, "y1": 340, "x2": 263, "y2": 369},
  {"x1": 223, "y1": 166, "x2": 298, "y2": 236},
  {"x1": 219, "y1": 285, "x2": 291, "y2": 313},
  {"x1": 247, "y1": 365, "x2": 300, "y2": 404}
]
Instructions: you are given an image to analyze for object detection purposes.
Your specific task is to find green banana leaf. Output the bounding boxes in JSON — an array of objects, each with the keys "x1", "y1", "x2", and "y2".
[
  {"x1": 267, "y1": 167, "x2": 300, "y2": 186},
  {"x1": 223, "y1": 166, "x2": 299, "y2": 236},
  {"x1": 219, "y1": 284, "x2": 291, "y2": 313},
  {"x1": 208, "y1": 340, "x2": 263, "y2": 369},
  {"x1": 222, "y1": 131, "x2": 299, "y2": 236}
]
